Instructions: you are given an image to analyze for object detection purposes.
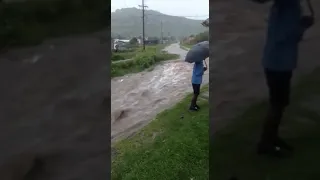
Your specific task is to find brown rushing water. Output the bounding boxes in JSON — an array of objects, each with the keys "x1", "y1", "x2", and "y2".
[{"x1": 111, "y1": 43, "x2": 209, "y2": 142}]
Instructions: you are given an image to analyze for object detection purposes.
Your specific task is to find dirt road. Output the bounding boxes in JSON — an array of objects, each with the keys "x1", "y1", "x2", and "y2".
[
  {"x1": 210, "y1": 0, "x2": 320, "y2": 132},
  {"x1": 111, "y1": 43, "x2": 209, "y2": 142},
  {"x1": 0, "y1": 30, "x2": 110, "y2": 180}
]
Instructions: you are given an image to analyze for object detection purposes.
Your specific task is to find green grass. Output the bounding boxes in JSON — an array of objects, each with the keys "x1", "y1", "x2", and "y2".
[
  {"x1": 180, "y1": 43, "x2": 193, "y2": 50},
  {"x1": 111, "y1": 50, "x2": 137, "y2": 61},
  {"x1": 111, "y1": 45, "x2": 179, "y2": 77},
  {"x1": 111, "y1": 45, "x2": 158, "y2": 61},
  {"x1": 211, "y1": 67, "x2": 320, "y2": 180},
  {"x1": 180, "y1": 44, "x2": 190, "y2": 51},
  {"x1": 0, "y1": 0, "x2": 107, "y2": 49},
  {"x1": 112, "y1": 86, "x2": 209, "y2": 180}
]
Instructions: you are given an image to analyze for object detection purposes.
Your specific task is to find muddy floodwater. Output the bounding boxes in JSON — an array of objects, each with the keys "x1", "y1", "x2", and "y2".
[{"x1": 111, "y1": 43, "x2": 209, "y2": 142}]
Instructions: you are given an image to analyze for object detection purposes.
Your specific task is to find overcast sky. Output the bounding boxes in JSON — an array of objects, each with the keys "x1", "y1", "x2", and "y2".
[{"x1": 111, "y1": 0, "x2": 208, "y2": 20}]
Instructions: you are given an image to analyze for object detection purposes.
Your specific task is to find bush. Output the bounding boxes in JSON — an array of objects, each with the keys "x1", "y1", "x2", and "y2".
[
  {"x1": 111, "y1": 54, "x2": 126, "y2": 61},
  {"x1": 111, "y1": 52, "x2": 156, "y2": 77},
  {"x1": 111, "y1": 50, "x2": 137, "y2": 61},
  {"x1": 129, "y1": 37, "x2": 138, "y2": 45},
  {"x1": 135, "y1": 52, "x2": 156, "y2": 68},
  {"x1": 155, "y1": 52, "x2": 179, "y2": 61},
  {"x1": 182, "y1": 31, "x2": 209, "y2": 46},
  {"x1": 111, "y1": 49, "x2": 179, "y2": 77}
]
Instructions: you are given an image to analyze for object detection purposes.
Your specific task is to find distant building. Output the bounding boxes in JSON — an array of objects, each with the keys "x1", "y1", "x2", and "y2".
[
  {"x1": 114, "y1": 39, "x2": 130, "y2": 44},
  {"x1": 145, "y1": 39, "x2": 159, "y2": 45},
  {"x1": 137, "y1": 38, "x2": 142, "y2": 45},
  {"x1": 113, "y1": 39, "x2": 131, "y2": 51}
]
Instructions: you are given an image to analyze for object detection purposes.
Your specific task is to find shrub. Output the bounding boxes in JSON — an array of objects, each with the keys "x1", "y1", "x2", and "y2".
[
  {"x1": 111, "y1": 54, "x2": 125, "y2": 61},
  {"x1": 155, "y1": 52, "x2": 179, "y2": 61},
  {"x1": 111, "y1": 52, "x2": 156, "y2": 77},
  {"x1": 111, "y1": 49, "x2": 179, "y2": 77},
  {"x1": 111, "y1": 50, "x2": 137, "y2": 61},
  {"x1": 134, "y1": 52, "x2": 156, "y2": 68},
  {"x1": 129, "y1": 37, "x2": 138, "y2": 45}
]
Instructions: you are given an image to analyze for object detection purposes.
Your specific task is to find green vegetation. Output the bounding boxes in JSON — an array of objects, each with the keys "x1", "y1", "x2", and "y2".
[
  {"x1": 111, "y1": 8, "x2": 207, "y2": 38},
  {"x1": 0, "y1": 0, "x2": 108, "y2": 49},
  {"x1": 180, "y1": 44, "x2": 192, "y2": 50},
  {"x1": 112, "y1": 85, "x2": 209, "y2": 180},
  {"x1": 211, "y1": 68, "x2": 320, "y2": 180},
  {"x1": 129, "y1": 37, "x2": 138, "y2": 45},
  {"x1": 181, "y1": 31, "x2": 209, "y2": 48},
  {"x1": 111, "y1": 45, "x2": 179, "y2": 77},
  {"x1": 111, "y1": 49, "x2": 137, "y2": 61}
]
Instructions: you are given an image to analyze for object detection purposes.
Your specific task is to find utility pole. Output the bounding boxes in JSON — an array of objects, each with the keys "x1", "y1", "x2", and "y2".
[
  {"x1": 160, "y1": 20, "x2": 163, "y2": 44},
  {"x1": 139, "y1": 0, "x2": 147, "y2": 50}
]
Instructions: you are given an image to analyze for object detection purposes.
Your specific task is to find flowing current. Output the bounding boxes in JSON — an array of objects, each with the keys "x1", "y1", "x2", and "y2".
[{"x1": 111, "y1": 43, "x2": 209, "y2": 141}]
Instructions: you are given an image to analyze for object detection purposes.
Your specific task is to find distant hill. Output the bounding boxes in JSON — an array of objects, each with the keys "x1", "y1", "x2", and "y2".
[{"x1": 111, "y1": 8, "x2": 207, "y2": 39}]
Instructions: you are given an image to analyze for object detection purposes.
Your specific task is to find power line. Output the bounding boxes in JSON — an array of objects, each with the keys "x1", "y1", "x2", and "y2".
[{"x1": 160, "y1": 20, "x2": 163, "y2": 43}]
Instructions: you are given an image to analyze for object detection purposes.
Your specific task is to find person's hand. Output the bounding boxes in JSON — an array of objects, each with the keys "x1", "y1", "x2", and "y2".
[
  {"x1": 203, "y1": 67, "x2": 207, "y2": 72},
  {"x1": 301, "y1": 16, "x2": 315, "y2": 29}
]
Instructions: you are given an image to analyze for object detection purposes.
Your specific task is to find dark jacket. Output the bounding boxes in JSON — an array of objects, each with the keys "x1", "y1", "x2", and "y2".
[{"x1": 262, "y1": 0, "x2": 305, "y2": 71}]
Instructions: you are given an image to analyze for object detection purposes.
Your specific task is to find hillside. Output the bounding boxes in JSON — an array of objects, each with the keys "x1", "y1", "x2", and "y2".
[{"x1": 111, "y1": 8, "x2": 207, "y2": 38}]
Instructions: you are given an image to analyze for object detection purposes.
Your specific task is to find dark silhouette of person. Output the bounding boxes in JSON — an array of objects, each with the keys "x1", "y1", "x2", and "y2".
[{"x1": 254, "y1": 0, "x2": 314, "y2": 157}]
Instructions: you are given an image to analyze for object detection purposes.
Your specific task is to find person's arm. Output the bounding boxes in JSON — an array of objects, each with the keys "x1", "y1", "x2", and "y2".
[
  {"x1": 298, "y1": 15, "x2": 314, "y2": 41},
  {"x1": 203, "y1": 60, "x2": 207, "y2": 72}
]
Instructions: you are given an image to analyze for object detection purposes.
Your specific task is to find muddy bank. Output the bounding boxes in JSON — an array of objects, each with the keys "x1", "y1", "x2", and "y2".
[{"x1": 111, "y1": 43, "x2": 209, "y2": 142}]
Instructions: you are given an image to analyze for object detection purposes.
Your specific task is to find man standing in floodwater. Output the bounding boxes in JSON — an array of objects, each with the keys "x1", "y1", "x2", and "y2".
[
  {"x1": 255, "y1": 0, "x2": 314, "y2": 157},
  {"x1": 190, "y1": 60, "x2": 207, "y2": 111}
]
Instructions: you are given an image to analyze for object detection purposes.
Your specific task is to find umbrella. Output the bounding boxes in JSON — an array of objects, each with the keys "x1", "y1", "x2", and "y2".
[
  {"x1": 202, "y1": 18, "x2": 209, "y2": 27},
  {"x1": 185, "y1": 41, "x2": 209, "y2": 63}
]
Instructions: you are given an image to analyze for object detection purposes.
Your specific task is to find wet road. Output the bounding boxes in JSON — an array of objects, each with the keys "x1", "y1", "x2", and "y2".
[{"x1": 111, "y1": 43, "x2": 209, "y2": 142}]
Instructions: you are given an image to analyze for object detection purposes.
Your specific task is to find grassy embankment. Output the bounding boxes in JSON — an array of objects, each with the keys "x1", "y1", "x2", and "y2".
[
  {"x1": 180, "y1": 43, "x2": 193, "y2": 50},
  {"x1": 111, "y1": 85, "x2": 209, "y2": 180},
  {"x1": 112, "y1": 67, "x2": 320, "y2": 180},
  {"x1": 111, "y1": 45, "x2": 179, "y2": 77}
]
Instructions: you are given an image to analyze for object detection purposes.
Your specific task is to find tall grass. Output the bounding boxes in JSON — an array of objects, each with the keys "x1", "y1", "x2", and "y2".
[{"x1": 111, "y1": 46, "x2": 179, "y2": 77}]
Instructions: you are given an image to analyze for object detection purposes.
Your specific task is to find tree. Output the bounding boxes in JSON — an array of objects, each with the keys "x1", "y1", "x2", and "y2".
[
  {"x1": 148, "y1": 37, "x2": 159, "y2": 41},
  {"x1": 129, "y1": 37, "x2": 138, "y2": 45},
  {"x1": 117, "y1": 35, "x2": 126, "y2": 39},
  {"x1": 194, "y1": 31, "x2": 209, "y2": 43}
]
